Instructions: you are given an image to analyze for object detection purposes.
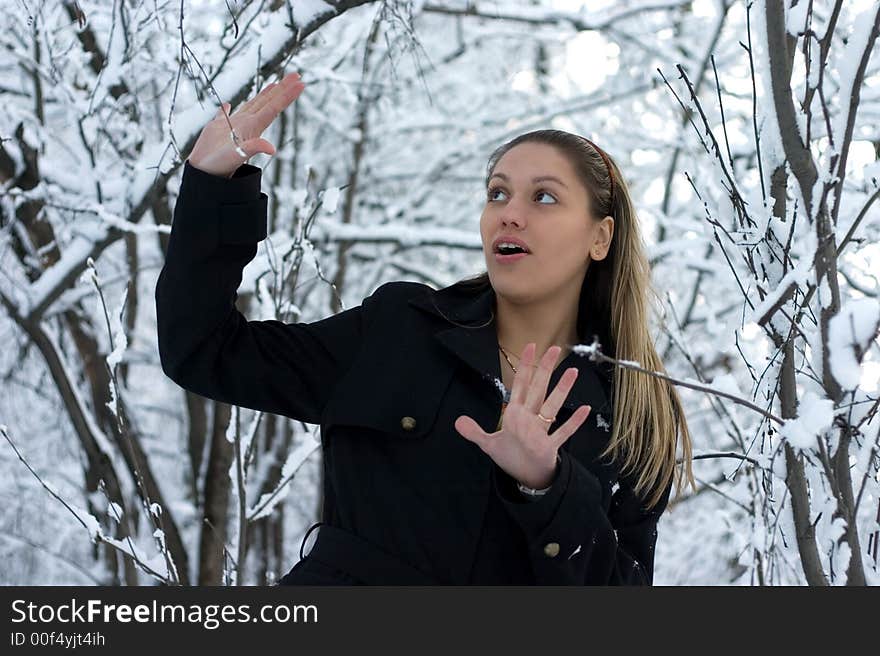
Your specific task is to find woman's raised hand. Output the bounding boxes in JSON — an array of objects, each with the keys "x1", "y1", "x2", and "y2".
[
  {"x1": 454, "y1": 343, "x2": 591, "y2": 490},
  {"x1": 187, "y1": 71, "x2": 306, "y2": 179}
]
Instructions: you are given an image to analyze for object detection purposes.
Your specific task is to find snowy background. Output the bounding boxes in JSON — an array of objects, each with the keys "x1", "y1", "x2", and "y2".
[{"x1": 0, "y1": 0, "x2": 878, "y2": 585}]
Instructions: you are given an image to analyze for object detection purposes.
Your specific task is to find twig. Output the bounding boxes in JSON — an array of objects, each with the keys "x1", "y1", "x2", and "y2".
[
  {"x1": 232, "y1": 406, "x2": 247, "y2": 585},
  {"x1": 574, "y1": 338, "x2": 785, "y2": 425},
  {"x1": 693, "y1": 475, "x2": 753, "y2": 514},
  {"x1": 87, "y1": 258, "x2": 180, "y2": 584},
  {"x1": 691, "y1": 450, "x2": 764, "y2": 468},
  {"x1": 1, "y1": 425, "x2": 171, "y2": 584}
]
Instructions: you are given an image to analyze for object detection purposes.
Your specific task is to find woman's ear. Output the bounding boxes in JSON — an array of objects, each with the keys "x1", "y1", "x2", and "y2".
[{"x1": 591, "y1": 216, "x2": 614, "y2": 260}]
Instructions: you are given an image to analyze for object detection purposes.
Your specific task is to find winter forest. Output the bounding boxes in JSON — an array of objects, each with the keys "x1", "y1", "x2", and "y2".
[{"x1": 0, "y1": 0, "x2": 878, "y2": 586}]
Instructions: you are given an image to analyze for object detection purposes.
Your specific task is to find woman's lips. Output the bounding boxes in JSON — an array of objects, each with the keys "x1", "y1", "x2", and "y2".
[{"x1": 494, "y1": 252, "x2": 529, "y2": 263}]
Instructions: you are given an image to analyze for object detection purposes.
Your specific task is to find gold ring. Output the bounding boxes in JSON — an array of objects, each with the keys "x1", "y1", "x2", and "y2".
[{"x1": 537, "y1": 412, "x2": 555, "y2": 424}]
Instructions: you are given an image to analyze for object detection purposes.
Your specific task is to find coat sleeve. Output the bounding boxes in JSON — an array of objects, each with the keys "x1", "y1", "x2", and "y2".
[
  {"x1": 155, "y1": 159, "x2": 383, "y2": 423},
  {"x1": 492, "y1": 450, "x2": 673, "y2": 585}
]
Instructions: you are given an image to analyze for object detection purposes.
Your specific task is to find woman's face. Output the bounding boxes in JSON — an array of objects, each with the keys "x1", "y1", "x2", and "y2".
[{"x1": 480, "y1": 141, "x2": 611, "y2": 304}]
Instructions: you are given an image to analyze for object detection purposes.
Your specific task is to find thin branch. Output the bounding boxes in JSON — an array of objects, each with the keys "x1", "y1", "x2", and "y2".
[
  {"x1": 574, "y1": 338, "x2": 785, "y2": 425},
  {"x1": 1, "y1": 425, "x2": 172, "y2": 584},
  {"x1": 691, "y1": 450, "x2": 766, "y2": 468}
]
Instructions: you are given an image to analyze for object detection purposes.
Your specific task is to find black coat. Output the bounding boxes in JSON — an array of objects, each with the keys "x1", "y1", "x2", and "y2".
[{"x1": 155, "y1": 160, "x2": 673, "y2": 586}]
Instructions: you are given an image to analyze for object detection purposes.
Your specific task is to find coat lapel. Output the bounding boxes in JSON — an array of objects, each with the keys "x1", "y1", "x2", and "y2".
[{"x1": 407, "y1": 282, "x2": 610, "y2": 415}]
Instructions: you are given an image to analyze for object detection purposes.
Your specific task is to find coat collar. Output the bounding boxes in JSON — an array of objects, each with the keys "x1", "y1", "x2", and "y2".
[{"x1": 407, "y1": 282, "x2": 610, "y2": 413}]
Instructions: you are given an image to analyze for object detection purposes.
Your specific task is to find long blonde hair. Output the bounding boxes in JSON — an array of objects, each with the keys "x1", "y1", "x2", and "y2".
[{"x1": 458, "y1": 129, "x2": 695, "y2": 511}]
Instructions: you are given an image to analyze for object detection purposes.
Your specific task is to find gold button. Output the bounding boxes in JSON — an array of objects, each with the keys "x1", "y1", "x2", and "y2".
[
  {"x1": 400, "y1": 416, "x2": 417, "y2": 431},
  {"x1": 543, "y1": 542, "x2": 560, "y2": 558}
]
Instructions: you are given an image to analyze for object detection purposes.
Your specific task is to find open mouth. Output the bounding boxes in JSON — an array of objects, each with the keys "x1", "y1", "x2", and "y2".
[
  {"x1": 494, "y1": 249, "x2": 529, "y2": 263},
  {"x1": 496, "y1": 244, "x2": 527, "y2": 255},
  {"x1": 492, "y1": 240, "x2": 531, "y2": 263}
]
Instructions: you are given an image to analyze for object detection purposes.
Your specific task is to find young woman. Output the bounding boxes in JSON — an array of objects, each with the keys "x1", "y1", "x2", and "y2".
[{"x1": 156, "y1": 72, "x2": 695, "y2": 585}]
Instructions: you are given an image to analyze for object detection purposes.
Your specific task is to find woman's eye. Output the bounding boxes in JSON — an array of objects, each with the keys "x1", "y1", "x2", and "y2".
[
  {"x1": 486, "y1": 188, "x2": 557, "y2": 204},
  {"x1": 487, "y1": 187, "x2": 505, "y2": 201}
]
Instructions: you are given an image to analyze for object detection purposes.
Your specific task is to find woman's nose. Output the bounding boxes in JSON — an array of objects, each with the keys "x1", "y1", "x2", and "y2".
[
  {"x1": 500, "y1": 208, "x2": 526, "y2": 229},
  {"x1": 499, "y1": 193, "x2": 530, "y2": 228}
]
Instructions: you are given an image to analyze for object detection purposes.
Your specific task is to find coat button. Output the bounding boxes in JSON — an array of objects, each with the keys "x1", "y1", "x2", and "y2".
[
  {"x1": 400, "y1": 416, "x2": 417, "y2": 431},
  {"x1": 543, "y1": 542, "x2": 560, "y2": 558}
]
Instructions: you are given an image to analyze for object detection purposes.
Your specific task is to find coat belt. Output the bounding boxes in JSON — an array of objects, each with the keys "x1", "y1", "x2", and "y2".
[{"x1": 305, "y1": 523, "x2": 438, "y2": 585}]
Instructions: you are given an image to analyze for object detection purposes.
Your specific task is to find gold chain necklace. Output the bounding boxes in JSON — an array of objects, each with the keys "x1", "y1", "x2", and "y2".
[
  {"x1": 496, "y1": 345, "x2": 519, "y2": 430},
  {"x1": 498, "y1": 345, "x2": 518, "y2": 374},
  {"x1": 497, "y1": 343, "x2": 569, "y2": 433}
]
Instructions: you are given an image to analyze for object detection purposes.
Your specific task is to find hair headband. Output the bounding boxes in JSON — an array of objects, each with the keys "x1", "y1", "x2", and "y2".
[{"x1": 580, "y1": 137, "x2": 614, "y2": 209}]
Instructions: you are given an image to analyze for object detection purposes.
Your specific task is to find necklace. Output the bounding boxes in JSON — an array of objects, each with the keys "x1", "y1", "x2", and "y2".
[
  {"x1": 498, "y1": 344, "x2": 518, "y2": 374},
  {"x1": 500, "y1": 343, "x2": 574, "y2": 370},
  {"x1": 496, "y1": 345, "x2": 518, "y2": 431},
  {"x1": 496, "y1": 343, "x2": 569, "y2": 432}
]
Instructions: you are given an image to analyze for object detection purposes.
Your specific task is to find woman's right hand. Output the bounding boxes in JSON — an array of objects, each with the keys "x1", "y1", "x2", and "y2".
[
  {"x1": 186, "y1": 71, "x2": 306, "y2": 178},
  {"x1": 453, "y1": 343, "x2": 591, "y2": 490}
]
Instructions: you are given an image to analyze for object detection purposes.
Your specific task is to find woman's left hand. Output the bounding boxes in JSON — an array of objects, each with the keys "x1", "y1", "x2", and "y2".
[{"x1": 453, "y1": 342, "x2": 592, "y2": 489}]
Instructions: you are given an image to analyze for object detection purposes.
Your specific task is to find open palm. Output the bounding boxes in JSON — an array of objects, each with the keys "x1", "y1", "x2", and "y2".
[
  {"x1": 454, "y1": 342, "x2": 591, "y2": 489},
  {"x1": 187, "y1": 71, "x2": 305, "y2": 178}
]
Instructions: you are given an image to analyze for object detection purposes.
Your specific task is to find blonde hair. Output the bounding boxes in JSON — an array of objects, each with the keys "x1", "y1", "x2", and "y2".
[{"x1": 465, "y1": 128, "x2": 696, "y2": 511}]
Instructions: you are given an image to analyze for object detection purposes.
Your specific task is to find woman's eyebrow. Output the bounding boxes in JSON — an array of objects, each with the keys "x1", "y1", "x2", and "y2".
[{"x1": 489, "y1": 172, "x2": 568, "y2": 188}]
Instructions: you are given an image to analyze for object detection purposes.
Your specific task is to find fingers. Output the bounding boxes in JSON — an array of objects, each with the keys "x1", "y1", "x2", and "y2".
[
  {"x1": 244, "y1": 75, "x2": 288, "y2": 113},
  {"x1": 252, "y1": 72, "x2": 305, "y2": 129},
  {"x1": 247, "y1": 81, "x2": 280, "y2": 116},
  {"x1": 537, "y1": 366, "x2": 579, "y2": 426},
  {"x1": 227, "y1": 83, "x2": 272, "y2": 119},
  {"x1": 549, "y1": 405, "x2": 591, "y2": 448},
  {"x1": 230, "y1": 71, "x2": 302, "y2": 120},
  {"x1": 237, "y1": 137, "x2": 276, "y2": 158},
  {"x1": 508, "y1": 342, "x2": 536, "y2": 406},
  {"x1": 523, "y1": 345, "x2": 563, "y2": 413}
]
